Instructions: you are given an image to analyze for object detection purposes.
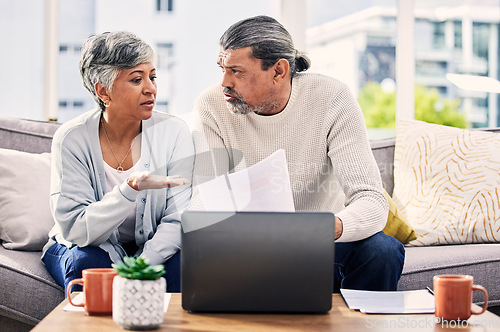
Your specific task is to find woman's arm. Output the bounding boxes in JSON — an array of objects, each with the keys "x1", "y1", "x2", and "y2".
[
  {"x1": 50, "y1": 126, "x2": 140, "y2": 247},
  {"x1": 141, "y1": 119, "x2": 195, "y2": 265}
]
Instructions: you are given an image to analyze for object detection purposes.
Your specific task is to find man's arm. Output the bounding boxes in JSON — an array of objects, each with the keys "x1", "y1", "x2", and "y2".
[{"x1": 327, "y1": 86, "x2": 388, "y2": 242}]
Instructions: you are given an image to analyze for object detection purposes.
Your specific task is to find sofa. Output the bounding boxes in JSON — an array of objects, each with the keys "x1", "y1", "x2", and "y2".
[{"x1": 0, "y1": 117, "x2": 499, "y2": 331}]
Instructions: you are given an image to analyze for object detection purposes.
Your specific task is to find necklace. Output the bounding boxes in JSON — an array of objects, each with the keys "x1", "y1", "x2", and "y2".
[{"x1": 101, "y1": 117, "x2": 136, "y2": 173}]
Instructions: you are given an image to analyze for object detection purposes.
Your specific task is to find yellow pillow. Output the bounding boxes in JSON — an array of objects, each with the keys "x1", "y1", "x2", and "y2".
[{"x1": 382, "y1": 188, "x2": 417, "y2": 244}]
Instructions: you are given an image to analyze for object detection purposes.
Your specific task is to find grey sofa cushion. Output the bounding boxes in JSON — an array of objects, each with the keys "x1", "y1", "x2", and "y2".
[
  {"x1": 0, "y1": 246, "x2": 63, "y2": 326},
  {"x1": 399, "y1": 244, "x2": 500, "y2": 306}
]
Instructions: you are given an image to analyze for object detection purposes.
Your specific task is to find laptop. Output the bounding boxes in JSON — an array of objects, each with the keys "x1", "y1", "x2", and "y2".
[{"x1": 181, "y1": 211, "x2": 335, "y2": 313}]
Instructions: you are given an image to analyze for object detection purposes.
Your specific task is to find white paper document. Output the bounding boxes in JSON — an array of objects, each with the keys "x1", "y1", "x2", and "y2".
[
  {"x1": 340, "y1": 289, "x2": 435, "y2": 314},
  {"x1": 196, "y1": 149, "x2": 295, "y2": 212}
]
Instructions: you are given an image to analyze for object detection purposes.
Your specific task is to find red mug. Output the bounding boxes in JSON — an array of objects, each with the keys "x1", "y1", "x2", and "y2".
[
  {"x1": 66, "y1": 268, "x2": 118, "y2": 315},
  {"x1": 433, "y1": 274, "x2": 488, "y2": 321}
]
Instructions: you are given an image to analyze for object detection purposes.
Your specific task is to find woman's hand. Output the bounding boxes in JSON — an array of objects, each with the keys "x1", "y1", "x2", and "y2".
[{"x1": 127, "y1": 171, "x2": 190, "y2": 191}]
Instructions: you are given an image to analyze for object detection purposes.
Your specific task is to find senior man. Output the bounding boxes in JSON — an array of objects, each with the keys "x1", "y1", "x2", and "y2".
[{"x1": 189, "y1": 15, "x2": 404, "y2": 291}]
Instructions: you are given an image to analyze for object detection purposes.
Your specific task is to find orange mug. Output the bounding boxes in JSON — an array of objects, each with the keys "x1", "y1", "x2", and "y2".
[
  {"x1": 66, "y1": 268, "x2": 118, "y2": 315},
  {"x1": 433, "y1": 274, "x2": 488, "y2": 321}
]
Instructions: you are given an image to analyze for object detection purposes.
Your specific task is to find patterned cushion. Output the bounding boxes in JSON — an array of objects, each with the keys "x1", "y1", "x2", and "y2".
[{"x1": 393, "y1": 119, "x2": 500, "y2": 246}]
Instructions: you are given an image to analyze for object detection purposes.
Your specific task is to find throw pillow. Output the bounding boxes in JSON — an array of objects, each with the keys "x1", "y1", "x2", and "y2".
[
  {"x1": 393, "y1": 119, "x2": 500, "y2": 246},
  {"x1": 382, "y1": 188, "x2": 417, "y2": 244},
  {"x1": 0, "y1": 148, "x2": 54, "y2": 250}
]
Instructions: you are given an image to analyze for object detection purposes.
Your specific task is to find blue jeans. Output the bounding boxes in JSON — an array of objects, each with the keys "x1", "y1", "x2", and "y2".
[
  {"x1": 334, "y1": 231, "x2": 405, "y2": 291},
  {"x1": 43, "y1": 243, "x2": 181, "y2": 295}
]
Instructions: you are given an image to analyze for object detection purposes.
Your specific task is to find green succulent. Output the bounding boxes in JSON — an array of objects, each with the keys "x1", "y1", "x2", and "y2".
[{"x1": 112, "y1": 256, "x2": 165, "y2": 280}]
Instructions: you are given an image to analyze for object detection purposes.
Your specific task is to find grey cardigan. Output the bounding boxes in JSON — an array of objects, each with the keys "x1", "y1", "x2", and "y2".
[{"x1": 42, "y1": 109, "x2": 194, "y2": 265}]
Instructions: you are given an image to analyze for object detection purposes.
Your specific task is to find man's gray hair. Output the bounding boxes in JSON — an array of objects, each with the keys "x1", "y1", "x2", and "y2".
[
  {"x1": 220, "y1": 15, "x2": 310, "y2": 77},
  {"x1": 79, "y1": 31, "x2": 154, "y2": 110}
]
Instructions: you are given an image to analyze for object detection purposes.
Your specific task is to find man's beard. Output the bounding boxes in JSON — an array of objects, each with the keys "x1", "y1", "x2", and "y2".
[{"x1": 223, "y1": 87, "x2": 278, "y2": 115}]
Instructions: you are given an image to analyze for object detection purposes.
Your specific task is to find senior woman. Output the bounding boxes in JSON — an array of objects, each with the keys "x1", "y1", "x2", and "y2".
[{"x1": 42, "y1": 31, "x2": 194, "y2": 293}]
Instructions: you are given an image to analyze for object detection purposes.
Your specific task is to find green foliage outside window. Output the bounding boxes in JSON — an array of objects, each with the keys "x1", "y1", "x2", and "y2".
[{"x1": 358, "y1": 82, "x2": 467, "y2": 129}]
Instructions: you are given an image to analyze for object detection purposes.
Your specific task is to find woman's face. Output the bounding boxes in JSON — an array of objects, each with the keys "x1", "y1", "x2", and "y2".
[{"x1": 107, "y1": 62, "x2": 157, "y2": 121}]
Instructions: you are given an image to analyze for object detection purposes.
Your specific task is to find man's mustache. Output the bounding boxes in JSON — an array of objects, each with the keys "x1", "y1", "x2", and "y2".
[{"x1": 223, "y1": 87, "x2": 237, "y2": 97}]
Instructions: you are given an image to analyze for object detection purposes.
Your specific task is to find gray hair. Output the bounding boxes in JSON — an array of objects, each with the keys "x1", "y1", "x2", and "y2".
[
  {"x1": 79, "y1": 31, "x2": 154, "y2": 110},
  {"x1": 220, "y1": 15, "x2": 310, "y2": 77}
]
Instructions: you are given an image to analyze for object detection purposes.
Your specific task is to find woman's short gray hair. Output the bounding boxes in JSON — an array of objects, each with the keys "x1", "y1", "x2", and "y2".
[
  {"x1": 79, "y1": 31, "x2": 154, "y2": 110},
  {"x1": 220, "y1": 15, "x2": 310, "y2": 77}
]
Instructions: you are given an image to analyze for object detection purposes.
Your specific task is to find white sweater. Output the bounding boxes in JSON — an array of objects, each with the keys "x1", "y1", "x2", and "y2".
[{"x1": 190, "y1": 73, "x2": 388, "y2": 242}]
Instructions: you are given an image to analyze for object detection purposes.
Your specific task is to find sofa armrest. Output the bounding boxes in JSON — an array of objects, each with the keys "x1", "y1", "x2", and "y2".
[{"x1": 371, "y1": 138, "x2": 396, "y2": 195}]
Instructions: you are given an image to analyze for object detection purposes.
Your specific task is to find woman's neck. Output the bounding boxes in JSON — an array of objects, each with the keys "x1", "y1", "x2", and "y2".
[{"x1": 101, "y1": 112, "x2": 141, "y2": 145}]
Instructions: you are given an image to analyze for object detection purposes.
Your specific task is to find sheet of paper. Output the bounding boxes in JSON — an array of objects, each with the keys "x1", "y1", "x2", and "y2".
[
  {"x1": 196, "y1": 149, "x2": 295, "y2": 212},
  {"x1": 195, "y1": 174, "x2": 237, "y2": 211},
  {"x1": 340, "y1": 289, "x2": 435, "y2": 314},
  {"x1": 63, "y1": 292, "x2": 172, "y2": 313}
]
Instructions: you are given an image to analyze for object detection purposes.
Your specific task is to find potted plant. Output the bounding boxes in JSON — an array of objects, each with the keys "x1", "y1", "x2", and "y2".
[{"x1": 112, "y1": 256, "x2": 166, "y2": 330}]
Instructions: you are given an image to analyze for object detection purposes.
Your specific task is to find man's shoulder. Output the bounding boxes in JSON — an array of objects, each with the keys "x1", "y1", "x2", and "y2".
[
  {"x1": 196, "y1": 83, "x2": 223, "y2": 102},
  {"x1": 293, "y1": 73, "x2": 352, "y2": 105},
  {"x1": 295, "y1": 72, "x2": 347, "y2": 90},
  {"x1": 193, "y1": 83, "x2": 227, "y2": 119}
]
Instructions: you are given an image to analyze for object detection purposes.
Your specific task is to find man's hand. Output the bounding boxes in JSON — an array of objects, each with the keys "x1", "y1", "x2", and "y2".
[
  {"x1": 127, "y1": 171, "x2": 190, "y2": 191},
  {"x1": 335, "y1": 216, "x2": 343, "y2": 240}
]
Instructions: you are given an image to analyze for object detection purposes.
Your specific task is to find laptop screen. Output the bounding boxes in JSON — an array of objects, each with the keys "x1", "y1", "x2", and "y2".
[{"x1": 181, "y1": 211, "x2": 335, "y2": 313}]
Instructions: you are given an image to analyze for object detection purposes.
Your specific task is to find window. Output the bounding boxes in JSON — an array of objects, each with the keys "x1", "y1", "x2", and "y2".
[
  {"x1": 59, "y1": 44, "x2": 81, "y2": 54},
  {"x1": 433, "y1": 22, "x2": 446, "y2": 50},
  {"x1": 59, "y1": 100, "x2": 85, "y2": 109},
  {"x1": 155, "y1": 100, "x2": 168, "y2": 111},
  {"x1": 473, "y1": 23, "x2": 489, "y2": 60},
  {"x1": 156, "y1": 43, "x2": 174, "y2": 70},
  {"x1": 156, "y1": 0, "x2": 173, "y2": 12},
  {"x1": 454, "y1": 21, "x2": 463, "y2": 49},
  {"x1": 413, "y1": 1, "x2": 499, "y2": 129},
  {"x1": 155, "y1": 100, "x2": 169, "y2": 114},
  {"x1": 359, "y1": 45, "x2": 396, "y2": 85},
  {"x1": 415, "y1": 60, "x2": 448, "y2": 78}
]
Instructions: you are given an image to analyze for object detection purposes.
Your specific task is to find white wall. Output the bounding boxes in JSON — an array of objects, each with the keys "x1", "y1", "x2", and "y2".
[
  {"x1": 94, "y1": 0, "x2": 276, "y2": 119},
  {"x1": 0, "y1": 0, "x2": 277, "y2": 122},
  {"x1": 308, "y1": 38, "x2": 360, "y2": 95},
  {"x1": 0, "y1": 1, "x2": 45, "y2": 120},
  {"x1": 57, "y1": 0, "x2": 95, "y2": 122}
]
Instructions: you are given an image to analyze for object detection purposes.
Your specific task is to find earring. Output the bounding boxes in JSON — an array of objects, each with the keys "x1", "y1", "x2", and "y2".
[{"x1": 103, "y1": 99, "x2": 111, "y2": 108}]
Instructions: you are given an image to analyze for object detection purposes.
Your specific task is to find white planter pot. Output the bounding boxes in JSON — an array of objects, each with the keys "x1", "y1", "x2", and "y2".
[{"x1": 112, "y1": 276, "x2": 166, "y2": 330}]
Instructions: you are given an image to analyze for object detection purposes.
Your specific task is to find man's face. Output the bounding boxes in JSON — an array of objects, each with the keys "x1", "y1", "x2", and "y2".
[{"x1": 217, "y1": 47, "x2": 279, "y2": 115}]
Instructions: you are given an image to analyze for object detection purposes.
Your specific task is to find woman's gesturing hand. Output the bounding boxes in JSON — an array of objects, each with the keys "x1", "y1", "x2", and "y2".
[{"x1": 127, "y1": 171, "x2": 190, "y2": 191}]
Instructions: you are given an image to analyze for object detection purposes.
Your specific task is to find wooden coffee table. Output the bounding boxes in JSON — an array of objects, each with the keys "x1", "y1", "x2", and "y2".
[{"x1": 32, "y1": 294, "x2": 500, "y2": 331}]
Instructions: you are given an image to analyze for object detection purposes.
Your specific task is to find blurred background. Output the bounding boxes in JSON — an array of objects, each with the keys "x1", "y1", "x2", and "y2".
[{"x1": 1, "y1": 0, "x2": 498, "y2": 139}]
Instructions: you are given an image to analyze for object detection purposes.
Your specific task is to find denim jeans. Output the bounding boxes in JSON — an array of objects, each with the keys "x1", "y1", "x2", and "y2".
[
  {"x1": 43, "y1": 242, "x2": 181, "y2": 295},
  {"x1": 334, "y1": 231, "x2": 405, "y2": 291}
]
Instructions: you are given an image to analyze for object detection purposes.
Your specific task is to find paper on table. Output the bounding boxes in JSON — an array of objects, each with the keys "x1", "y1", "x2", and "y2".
[
  {"x1": 340, "y1": 289, "x2": 435, "y2": 314},
  {"x1": 63, "y1": 292, "x2": 172, "y2": 313},
  {"x1": 196, "y1": 149, "x2": 295, "y2": 212}
]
